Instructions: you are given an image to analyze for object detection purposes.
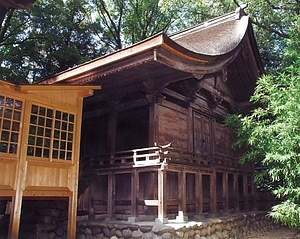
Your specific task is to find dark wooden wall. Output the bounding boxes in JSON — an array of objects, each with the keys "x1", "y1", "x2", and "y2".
[{"x1": 78, "y1": 75, "x2": 256, "y2": 220}]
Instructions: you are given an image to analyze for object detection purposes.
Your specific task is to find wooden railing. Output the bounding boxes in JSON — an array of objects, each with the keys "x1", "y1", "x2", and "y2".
[
  {"x1": 78, "y1": 144, "x2": 253, "y2": 196},
  {"x1": 132, "y1": 146, "x2": 163, "y2": 166},
  {"x1": 79, "y1": 143, "x2": 251, "y2": 173}
]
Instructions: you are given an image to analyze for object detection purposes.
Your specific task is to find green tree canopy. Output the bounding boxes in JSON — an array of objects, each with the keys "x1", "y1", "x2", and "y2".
[
  {"x1": 91, "y1": 0, "x2": 176, "y2": 51},
  {"x1": 246, "y1": 0, "x2": 299, "y2": 72},
  {"x1": 226, "y1": 14, "x2": 300, "y2": 229},
  {"x1": 0, "y1": 0, "x2": 299, "y2": 82},
  {"x1": 0, "y1": 0, "x2": 100, "y2": 84}
]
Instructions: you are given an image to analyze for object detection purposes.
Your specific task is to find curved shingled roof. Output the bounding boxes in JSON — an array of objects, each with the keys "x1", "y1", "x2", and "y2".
[
  {"x1": 170, "y1": 9, "x2": 249, "y2": 56},
  {"x1": 39, "y1": 7, "x2": 263, "y2": 104}
]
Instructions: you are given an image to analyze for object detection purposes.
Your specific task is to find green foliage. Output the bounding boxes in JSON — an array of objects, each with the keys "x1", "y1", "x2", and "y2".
[
  {"x1": 160, "y1": 0, "x2": 236, "y2": 31},
  {"x1": 0, "y1": 0, "x2": 298, "y2": 82},
  {"x1": 245, "y1": 0, "x2": 295, "y2": 72},
  {"x1": 123, "y1": 0, "x2": 174, "y2": 44},
  {"x1": 270, "y1": 200, "x2": 300, "y2": 229},
  {"x1": 0, "y1": 0, "x2": 100, "y2": 83},
  {"x1": 91, "y1": 0, "x2": 176, "y2": 51},
  {"x1": 226, "y1": 14, "x2": 300, "y2": 229}
]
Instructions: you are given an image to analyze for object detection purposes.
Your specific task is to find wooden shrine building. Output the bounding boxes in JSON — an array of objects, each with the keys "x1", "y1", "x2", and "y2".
[
  {"x1": 40, "y1": 8, "x2": 263, "y2": 223},
  {"x1": 0, "y1": 80, "x2": 99, "y2": 238}
]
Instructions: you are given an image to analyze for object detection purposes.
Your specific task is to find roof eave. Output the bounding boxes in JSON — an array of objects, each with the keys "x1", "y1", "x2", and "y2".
[{"x1": 39, "y1": 30, "x2": 245, "y2": 85}]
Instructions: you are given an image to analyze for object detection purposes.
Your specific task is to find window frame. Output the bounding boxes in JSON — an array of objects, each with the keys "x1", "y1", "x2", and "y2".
[
  {"x1": 0, "y1": 93, "x2": 25, "y2": 158},
  {"x1": 26, "y1": 100, "x2": 77, "y2": 163}
]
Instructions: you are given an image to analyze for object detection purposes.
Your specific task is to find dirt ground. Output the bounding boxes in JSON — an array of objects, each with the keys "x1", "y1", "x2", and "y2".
[{"x1": 245, "y1": 227, "x2": 300, "y2": 239}]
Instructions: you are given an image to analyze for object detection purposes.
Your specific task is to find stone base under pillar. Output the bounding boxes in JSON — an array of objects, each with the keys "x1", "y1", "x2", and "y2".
[
  {"x1": 155, "y1": 217, "x2": 168, "y2": 224},
  {"x1": 128, "y1": 217, "x2": 140, "y2": 223}
]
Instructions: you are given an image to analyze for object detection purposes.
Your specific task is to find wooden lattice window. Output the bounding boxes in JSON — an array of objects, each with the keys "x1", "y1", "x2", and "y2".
[
  {"x1": 0, "y1": 95, "x2": 23, "y2": 155},
  {"x1": 27, "y1": 104, "x2": 75, "y2": 161}
]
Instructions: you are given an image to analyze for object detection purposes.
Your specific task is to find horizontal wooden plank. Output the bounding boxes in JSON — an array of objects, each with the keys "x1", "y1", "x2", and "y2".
[
  {"x1": 0, "y1": 185, "x2": 14, "y2": 190},
  {"x1": 166, "y1": 199, "x2": 180, "y2": 205},
  {"x1": 23, "y1": 191, "x2": 72, "y2": 198},
  {"x1": 25, "y1": 186, "x2": 71, "y2": 191},
  {"x1": 144, "y1": 200, "x2": 159, "y2": 206},
  {"x1": 22, "y1": 196, "x2": 69, "y2": 200},
  {"x1": 0, "y1": 157, "x2": 18, "y2": 163},
  {"x1": 0, "y1": 186, "x2": 16, "y2": 197},
  {"x1": 27, "y1": 159, "x2": 73, "y2": 168},
  {"x1": 24, "y1": 186, "x2": 72, "y2": 197}
]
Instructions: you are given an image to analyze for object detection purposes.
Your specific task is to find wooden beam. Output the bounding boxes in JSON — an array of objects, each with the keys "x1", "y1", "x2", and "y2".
[
  {"x1": 163, "y1": 88, "x2": 190, "y2": 103},
  {"x1": 23, "y1": 187, "x2": 72, "y2": 197},
  {"x1": 0, "y1": 185, "x2": 15, "y2": 197},
  {"x1": 144, "y1": 200, "x2": 159, "y2": 206},
  {"x1": 84, "y1": 98, "x2": 149, "y2": 120},
  {"x1": 20, "y1": 85, "x2": 101, "y2": 95}
]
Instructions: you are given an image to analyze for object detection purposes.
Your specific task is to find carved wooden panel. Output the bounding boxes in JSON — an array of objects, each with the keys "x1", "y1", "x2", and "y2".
[
  {"x1": 158, "y1": 104, "x2": 188, "y2": 150},
  {"x1": 193, "y1": 113, "x2": 211, "y2": 154}
]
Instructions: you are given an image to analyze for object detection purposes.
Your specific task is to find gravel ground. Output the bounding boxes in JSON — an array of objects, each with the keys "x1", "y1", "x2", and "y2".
[{"x1": 245, "y1": 227, "x2": 300, "y2": 239}]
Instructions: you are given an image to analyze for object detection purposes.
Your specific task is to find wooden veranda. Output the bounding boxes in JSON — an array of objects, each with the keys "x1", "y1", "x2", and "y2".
[{"x1": 80, "y1": 141, "x2": 256, "y2": 223}]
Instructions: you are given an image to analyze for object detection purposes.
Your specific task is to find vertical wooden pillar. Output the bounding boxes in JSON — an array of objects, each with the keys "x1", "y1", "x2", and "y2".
[
  {"x1": 244, "y1": 174, "x2": 249, "y2": 211},
  {"x1": 210, "y1": 171, "x2": 217, "y2": 214},
  {"x1": 223, "y1": 172, "x2": 229, "y2": 213},
  {"x1": 8, "y1": 102, "x2": 31, "y2": 239},
  {"x1": 178, "y1": 170, "x2": 186, "y2": 220},
  {"x1": 68, "y1": 194, "x2": 77, "y2": 238},
  {"x1": 130, "y1": 169, "x2": 139, "y2": 221},
  {"x1": 88, "y1": 186, "x2": 94, "y2": 219},
  {"x1": 67, "y1": 165, "x2": 80, "y2": 238},
  {"x1": 8, "y1": 190, "x2": 24, "y2": 239},
  {"x1": 251, "y1": 175, "x2": 257, "y2": 211},
  {"x1": 157, "y1": 168, "x2": 167, "y2": 223},
  {"x1": 233, "y1": 172, "x2": 239, "y2": 212},
  {"x1": 67, "y1": 97, "x2": 84, "y2": 238},
  {"x1": 195, "y1": 172, "x2": 203, "y2": 217},
  {"x1": 148, "y1": 97, "x2": 158, "y2": 146},
  {"x1": 9, "y1": 158, "x2": 27, "y2": 239},
  {"x1": 107, "y1": 172, "x2": 115, "y2": 218},
  {"x1": 107, "y1": 106, "x2": 118, "y2": 156},
  {"x1": 151, "y1": 171, "x2": 158, "y2": 216},
  {"x1": 187, "y1": 107, "x2": 193, "y2": 152}
]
